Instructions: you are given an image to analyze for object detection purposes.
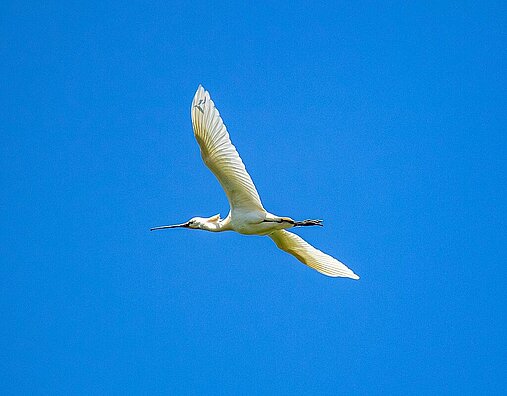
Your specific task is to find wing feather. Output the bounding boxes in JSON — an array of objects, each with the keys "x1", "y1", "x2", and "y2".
[
  {"x1": 269, "y1": 230, "x2": 360, "y2": 279},
  {"x1": 191, "y1": 85, "x2": 265, "y2": 213}
]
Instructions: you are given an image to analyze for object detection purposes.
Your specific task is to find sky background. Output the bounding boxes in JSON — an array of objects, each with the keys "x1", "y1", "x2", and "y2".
[{"x1": 1, "y1": 1, "x2": 505, "y2": 394}]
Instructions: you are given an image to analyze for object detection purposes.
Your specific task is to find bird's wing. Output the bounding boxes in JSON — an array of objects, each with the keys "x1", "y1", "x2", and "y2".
[
  {"x1": 191, "y1": 85, "x2": 265, "y2": 214},
  {"x1": 268, "y1": 230, "x2": 360, "y2": 279}
]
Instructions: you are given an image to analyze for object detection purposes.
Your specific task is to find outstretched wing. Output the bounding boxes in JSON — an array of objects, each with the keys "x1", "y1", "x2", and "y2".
[
  {"x1": 191, "y1": 85, "x2": 265, "y2": 214},
  {"x1": 269, "y1": 230, "x2": 360, "y2": 279}
]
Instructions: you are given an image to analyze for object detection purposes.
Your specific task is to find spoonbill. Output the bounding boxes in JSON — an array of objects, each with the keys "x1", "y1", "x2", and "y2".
[{"x1": 151, "y1": 85, "x2": 359, "y2": 279}]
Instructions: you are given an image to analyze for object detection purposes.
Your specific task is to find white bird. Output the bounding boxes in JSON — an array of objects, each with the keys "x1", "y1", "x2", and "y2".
[{"x1": 151, "y1": 85, "x2": 359, "y2": 279}]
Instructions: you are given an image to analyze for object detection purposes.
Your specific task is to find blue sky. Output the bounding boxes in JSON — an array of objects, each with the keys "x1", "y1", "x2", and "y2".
[{"x1": 1, "y1": 1, "x2": 505, "y2": 394}]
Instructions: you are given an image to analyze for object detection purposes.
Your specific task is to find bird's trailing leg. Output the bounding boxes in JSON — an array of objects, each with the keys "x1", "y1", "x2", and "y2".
[
  {"x1": 293, "y1": 219, "x2": 323, "y2": 227},
  {"x1": 263, "y1": 217, "x2": 323, "y2": 227}
]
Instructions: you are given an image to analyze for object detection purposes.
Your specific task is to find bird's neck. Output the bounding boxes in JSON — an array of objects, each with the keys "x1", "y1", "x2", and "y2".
[{"x1": 201, "y1": 218, "x2": 230, "y2": 232}]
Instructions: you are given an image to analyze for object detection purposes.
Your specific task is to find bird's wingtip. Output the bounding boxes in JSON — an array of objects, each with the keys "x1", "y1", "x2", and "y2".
[
  {"x1": 194, "y1": 85, "x2": 207, "y2": 101},
  {"x1": 350, "y1": 273, "x2": 360, "y2": 280}
]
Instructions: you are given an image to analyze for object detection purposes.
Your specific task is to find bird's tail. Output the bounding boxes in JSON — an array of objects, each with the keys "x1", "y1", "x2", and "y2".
[{"x1": 293, "y1": 219, "x2": 323, "y2": 227}]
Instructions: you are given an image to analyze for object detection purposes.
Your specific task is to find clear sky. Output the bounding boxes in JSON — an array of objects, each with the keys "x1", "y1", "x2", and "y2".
[{"x1": 1, "y1": 1, "x2": 505, "y2": 394}]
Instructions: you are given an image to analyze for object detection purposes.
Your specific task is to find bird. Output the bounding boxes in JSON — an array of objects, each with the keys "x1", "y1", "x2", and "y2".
[{"x1": 151, "y1": 85, "x2": 359, "y2": 279}]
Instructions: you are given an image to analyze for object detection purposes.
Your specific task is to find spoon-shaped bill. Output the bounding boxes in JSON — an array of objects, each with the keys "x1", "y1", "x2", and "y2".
[{"x1": 150, "y1": 222, "x2": 189, "y2": 231}]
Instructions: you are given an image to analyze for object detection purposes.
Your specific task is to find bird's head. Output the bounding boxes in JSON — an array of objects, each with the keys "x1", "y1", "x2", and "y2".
[
  {"x1": 151, "y1": 214, "x2": 221, "y2": 231},
  {"x1": 185, "y1": 216, "x2": 210, "y2": 229}
]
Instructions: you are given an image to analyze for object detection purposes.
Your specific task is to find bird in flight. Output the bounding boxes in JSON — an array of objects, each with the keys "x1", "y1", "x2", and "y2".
[{"x1": 151, "y1": 85, "x2": 359, "y2": 279}]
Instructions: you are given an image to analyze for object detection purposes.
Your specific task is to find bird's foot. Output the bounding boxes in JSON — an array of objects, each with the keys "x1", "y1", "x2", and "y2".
[{"x1": 294, "y1": 219, "x2": 323, "y2": 227}]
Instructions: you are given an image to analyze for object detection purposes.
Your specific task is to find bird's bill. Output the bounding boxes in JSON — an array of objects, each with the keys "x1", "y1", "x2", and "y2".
[{"x1": 150, "y1": 222, "x2": 190, "y2": 231}]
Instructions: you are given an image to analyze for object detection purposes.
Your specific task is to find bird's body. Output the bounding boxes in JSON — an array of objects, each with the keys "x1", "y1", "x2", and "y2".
[
  {"x1": 152, "y1": 85, "x2": 359, "y2": 279},
  {"x1": 186, "y1": 211, "x2": 299, "y2": 235}
]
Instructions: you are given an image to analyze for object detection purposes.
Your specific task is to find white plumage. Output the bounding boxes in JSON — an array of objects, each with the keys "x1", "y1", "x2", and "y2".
[{"x1": 152, "y1": 85, "x2": 359, "y2": 280}]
